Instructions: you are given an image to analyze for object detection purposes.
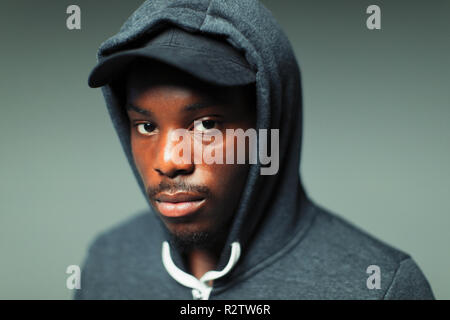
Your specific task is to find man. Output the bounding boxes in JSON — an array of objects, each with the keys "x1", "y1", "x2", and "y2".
[
  {"x1": 77, "y1": 0, "x2": 434, "y2": 299},
  {"x1": 123, "y1": 57, "x2": 257, "y2": 283}
]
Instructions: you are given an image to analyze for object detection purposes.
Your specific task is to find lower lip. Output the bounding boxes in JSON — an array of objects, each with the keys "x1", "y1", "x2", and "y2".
[{"x1": 154, "y1": 199, "x2": 206, "y2": 218}]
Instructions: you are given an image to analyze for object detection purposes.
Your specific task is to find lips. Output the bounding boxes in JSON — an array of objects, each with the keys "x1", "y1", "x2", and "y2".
[{"x1": 153, "y1": 192, "x2": 206, "y2": 218}]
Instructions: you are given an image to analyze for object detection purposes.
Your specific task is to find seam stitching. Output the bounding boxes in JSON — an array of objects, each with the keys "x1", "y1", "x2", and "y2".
[{"x1": 382, "y1": 256, "x2": 411, "y2": 299}]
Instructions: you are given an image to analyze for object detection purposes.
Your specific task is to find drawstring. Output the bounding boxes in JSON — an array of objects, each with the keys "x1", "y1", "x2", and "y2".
[{"x1": 161, "y1": 241, "x2": 241, "y2": 300}]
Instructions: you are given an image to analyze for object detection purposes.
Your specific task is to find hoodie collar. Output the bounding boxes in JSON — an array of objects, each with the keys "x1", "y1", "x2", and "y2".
[{"x1": 162, "y1": 241, "x2": 241, "y2": 300}]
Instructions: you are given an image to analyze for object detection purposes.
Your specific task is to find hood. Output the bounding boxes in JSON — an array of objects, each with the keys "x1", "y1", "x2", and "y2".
[{"x1": 92, "y1": 0, "x2": 314, "y2": 284}]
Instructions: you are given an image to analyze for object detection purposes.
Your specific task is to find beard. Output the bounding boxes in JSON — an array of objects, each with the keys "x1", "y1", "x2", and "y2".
[
  {"x1": 168, "y1": 222, "x2": 230, "y2": 255},
  {"x1": 169, "y1": 230, "x2": 213, "y2": 253}
]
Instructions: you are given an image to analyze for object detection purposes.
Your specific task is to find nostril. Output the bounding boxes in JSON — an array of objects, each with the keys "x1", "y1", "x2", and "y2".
[{"x1": 154, "y1": 167, "x2": 193, "y2": 178}]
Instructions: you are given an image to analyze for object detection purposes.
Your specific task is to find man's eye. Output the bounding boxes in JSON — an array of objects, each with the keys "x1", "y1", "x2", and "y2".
[
  {"x1": 193, "y1": 120, "x2": 218, "y2": 132},
  {"x1": 136, "y1": 123, "x2": 156, "y2": 135}
]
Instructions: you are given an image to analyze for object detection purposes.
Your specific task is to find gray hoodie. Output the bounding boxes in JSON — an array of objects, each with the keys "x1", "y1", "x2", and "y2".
[{"x1": 75, "y1": 0, "x2": 434, "y2": 300}]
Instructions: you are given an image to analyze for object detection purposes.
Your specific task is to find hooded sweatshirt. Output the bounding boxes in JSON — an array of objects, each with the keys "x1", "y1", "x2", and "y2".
[{"x1": 75, "y1": 0, "x2": 435, "y2": 300}]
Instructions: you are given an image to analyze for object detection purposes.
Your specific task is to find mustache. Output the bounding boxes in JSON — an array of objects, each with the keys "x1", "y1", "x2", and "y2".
[{"x1": 147, "y1": 181, "x2": 211, "y2": 199}]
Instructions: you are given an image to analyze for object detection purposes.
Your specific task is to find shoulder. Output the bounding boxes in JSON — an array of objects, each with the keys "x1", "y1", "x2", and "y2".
[
  {"x1": 281, "y1": 203, "x2": 435, "y2": 299},
  {"x1": 74, "y1": 211, "x2": 164, "y2": 299},
  {"x1": 87, "y1": 210, "x2": 162, "y2": 254},
  {"x1": 309, "y1": 204, "x2": 408, "y2": 264}
]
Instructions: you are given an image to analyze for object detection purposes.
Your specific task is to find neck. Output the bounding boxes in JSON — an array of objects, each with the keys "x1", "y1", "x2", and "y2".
[
  {"x1": 188, "y1": 249, "x2": 218, "y2": 285},
  {"x1": 177, "y1": 223, "x2": 231, "y2": 281}
]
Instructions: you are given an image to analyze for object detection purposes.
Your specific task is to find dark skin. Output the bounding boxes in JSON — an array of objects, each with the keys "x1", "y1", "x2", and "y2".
[{"x1": 124, "y1": 60, "x2": 255, "y2": 280}]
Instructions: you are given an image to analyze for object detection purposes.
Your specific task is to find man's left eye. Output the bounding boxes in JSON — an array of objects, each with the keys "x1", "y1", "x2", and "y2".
[{"x1": 193, "y1": 120, "x2": 218, "y2": 132}]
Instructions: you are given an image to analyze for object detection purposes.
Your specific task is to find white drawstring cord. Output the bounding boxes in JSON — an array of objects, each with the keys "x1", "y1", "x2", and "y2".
[{"x1": 162, "y1": 241, "x2": 241, "y2": 300}]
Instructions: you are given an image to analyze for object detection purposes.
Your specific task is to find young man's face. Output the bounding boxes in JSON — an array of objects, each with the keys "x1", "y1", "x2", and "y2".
[{"x1": 124, "y1": 61, "x2": 255, "y2": 251}]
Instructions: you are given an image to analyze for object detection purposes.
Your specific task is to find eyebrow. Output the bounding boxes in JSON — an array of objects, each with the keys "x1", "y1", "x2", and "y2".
[
  {"x1": 126, "y1": 103, "x2": 154, "y2": 116},
  {"x1": 183, "y1": 101, "x2": 214, "y2": 112},
  {"x1": 126, "y1": 101, "x2": 215, "y2": 116}
]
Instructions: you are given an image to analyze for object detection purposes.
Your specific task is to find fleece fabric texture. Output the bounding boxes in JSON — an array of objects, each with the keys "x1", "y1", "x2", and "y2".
[{"x1": 76, "y1": 0, "x2": 434, "y2": 299}]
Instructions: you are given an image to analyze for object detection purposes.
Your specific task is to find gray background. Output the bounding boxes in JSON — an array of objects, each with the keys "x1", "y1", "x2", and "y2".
[{"x1": 0, "y1": 0, "x2": 448, "y2": 299}]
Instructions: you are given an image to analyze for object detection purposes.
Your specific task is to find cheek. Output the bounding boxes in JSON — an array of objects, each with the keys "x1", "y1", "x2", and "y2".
[
  {"x1": 130, "y1": 136, "x2": 154, "y2": 184},
  {"x1": 198, "y1": 133, "x2": 250, "y2": 182},
  {"x1": 212, "y1": 163, "x2": 249, "y2": 214},
  {"x1": 223, "y1": 131, "x2": 253, "y2": 164},
  {"x1": 196, "y1": 160, "x2": 249, "y2": 202}
]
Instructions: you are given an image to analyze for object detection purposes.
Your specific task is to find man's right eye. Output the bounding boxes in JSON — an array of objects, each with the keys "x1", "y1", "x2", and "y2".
[{"x1": 135, "y1": 123, "x2": 156, "y2": 135}]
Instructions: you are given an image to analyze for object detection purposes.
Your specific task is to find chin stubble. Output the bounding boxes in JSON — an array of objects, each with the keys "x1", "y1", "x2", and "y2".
[{"x1": 168, "y1": 223, "x2": 230, "y2": 254}]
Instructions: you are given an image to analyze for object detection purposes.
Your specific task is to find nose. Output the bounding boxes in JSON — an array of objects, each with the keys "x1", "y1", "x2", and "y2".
[{"x1": 154, "y1": 129, "x2": 194, "y2": 178}]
